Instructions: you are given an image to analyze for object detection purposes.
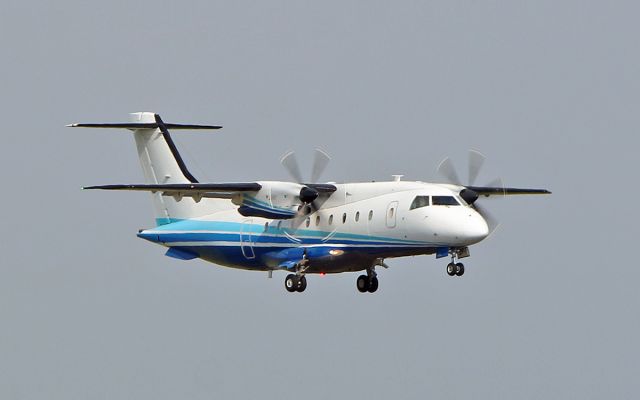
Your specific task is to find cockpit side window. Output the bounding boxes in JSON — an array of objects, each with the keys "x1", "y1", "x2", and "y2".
[
  {"x1": 410, "y1": 196, "x2": 430, "y2": 210},
  {"x1": 432, "y1": 196, "x2": 460, "y2": 206}
]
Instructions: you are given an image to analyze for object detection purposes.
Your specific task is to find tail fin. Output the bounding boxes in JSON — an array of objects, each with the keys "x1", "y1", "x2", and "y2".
[
  {"x1": 70, "y1": 112, "x2": 222, "y2": 225},
  {"x1": 131, "y1": 112, "x2": 203, "y2": 185}
]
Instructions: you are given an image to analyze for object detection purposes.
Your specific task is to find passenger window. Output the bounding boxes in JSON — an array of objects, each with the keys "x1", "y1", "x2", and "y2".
[
  {"x1": 410, "y1": 196, "x2": 430, "y2": 210},
  {"x1": 355, "y1": 211, "x2": 360, "y2": 222},
  {"x1": 329, "y1": 215, "x2": 333, "y2": 225},
  {"x1": 342, "y1": 213, "x2": 347, "y2": 223},
  {"x1": 315, "y1": 215, "x2": 320, "y2": 226},
  {"x1": 305, "y1": 218, "x2": 310, "y2": 227},
  {"x1": 368, "y1": 210, "x2": 373, "y2": 221}
]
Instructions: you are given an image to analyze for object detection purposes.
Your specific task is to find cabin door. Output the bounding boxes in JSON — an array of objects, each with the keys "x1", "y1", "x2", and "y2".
[
  {"x1": 386, "y1": 201, "x2": 398, "y2": 228},
  {"x1": 240, "y1": 219, "x2": 256, "y2": 259}
]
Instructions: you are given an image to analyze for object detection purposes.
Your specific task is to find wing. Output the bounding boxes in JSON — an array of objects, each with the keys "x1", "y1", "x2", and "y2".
[
  {"x1": 83, "y1": 183, "x2": 262, "y2": 200},
  {"x1": 465, "y1": 186, "x2": 551, "y2": 197}
]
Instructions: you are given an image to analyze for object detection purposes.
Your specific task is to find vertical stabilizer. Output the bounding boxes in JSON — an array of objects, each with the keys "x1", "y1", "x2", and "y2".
[
  {"x1": 130, "y1": 113, "x2": 183, "y2": 223},
  {"x1": 70, "y1": 112, "x2": 225, "y2": 225}
]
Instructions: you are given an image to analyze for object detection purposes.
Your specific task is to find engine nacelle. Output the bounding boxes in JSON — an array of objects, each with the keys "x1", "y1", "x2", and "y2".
[{"x1": 232, "y1": 181, "x2": 312, "y2": 219}]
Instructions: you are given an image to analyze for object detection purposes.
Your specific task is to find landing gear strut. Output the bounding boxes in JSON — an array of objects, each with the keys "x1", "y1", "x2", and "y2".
[{"x1": 356, "y1": 267, "x2": 379, "y2": 293}]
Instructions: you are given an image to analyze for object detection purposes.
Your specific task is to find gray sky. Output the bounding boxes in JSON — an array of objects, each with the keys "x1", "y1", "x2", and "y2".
[{"x1": 1, "y1": 1, "x2": 639, "y2": 398}]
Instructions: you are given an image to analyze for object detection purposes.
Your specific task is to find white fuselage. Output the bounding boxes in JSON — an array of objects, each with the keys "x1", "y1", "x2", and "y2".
[{"x1": 138, "y1": 180, "x2": 489, "y2": 273}]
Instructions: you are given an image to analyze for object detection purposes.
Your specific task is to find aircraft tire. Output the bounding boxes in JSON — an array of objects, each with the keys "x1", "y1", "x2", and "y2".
[
  {"x1": 455, "y1": 263, "x2": 465, "y2": 276},
  {"x1": 296, "y1": 275, "x2": 307, "y2": 292},
  {"x1": 446, "y1": 263, "x2": 456, "y2": 276},
  {"x1": 367, "y1": 276, "x2": 379, "y2": 293},
  {"x1": 285, "y1": 274, "x2": 297, "y2": 292},
  {"x1": 356, "y1": 275, "x2": 369, "y2": 292}
]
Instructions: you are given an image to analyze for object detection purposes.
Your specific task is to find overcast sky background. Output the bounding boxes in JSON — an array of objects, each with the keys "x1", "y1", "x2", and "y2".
[{"x1": 1, "y1": 1, "x2": 639, "y2": 399}]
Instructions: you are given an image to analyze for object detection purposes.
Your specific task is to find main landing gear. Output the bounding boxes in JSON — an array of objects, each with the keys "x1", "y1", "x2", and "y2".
[
  {"x1": 356, "y1": 267, "x2": 379, "y2": 293},
  {"x1": 285, "y1": 274, "x2": 307, "y2": 292},
  {"x1": 284, "y1": 250, "x2": 310, "y2": 293}
]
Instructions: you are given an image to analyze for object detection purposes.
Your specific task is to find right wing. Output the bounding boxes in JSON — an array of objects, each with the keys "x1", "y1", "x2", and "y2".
[{"x1": 465, "y1": 186, "x2": 551, "y2": 197}]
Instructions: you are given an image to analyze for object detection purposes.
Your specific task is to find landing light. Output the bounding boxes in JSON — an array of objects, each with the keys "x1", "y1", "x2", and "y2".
[{"x1": 329, "y1": 249, "x2": 344, "y2": 256}]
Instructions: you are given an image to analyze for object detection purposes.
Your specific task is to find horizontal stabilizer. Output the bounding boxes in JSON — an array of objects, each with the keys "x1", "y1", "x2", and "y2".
[{"x1": 67, "y1": 122, "x2": 222, "y2": 130}]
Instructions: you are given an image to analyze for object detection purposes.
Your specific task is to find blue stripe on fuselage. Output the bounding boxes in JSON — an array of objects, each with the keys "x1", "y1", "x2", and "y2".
[
  {"x1": 147, "y1": 218, "x2": 424, "y2": 246},
  {"x1": 142, "y1": 218, "x2": 438, "y2": 272}
]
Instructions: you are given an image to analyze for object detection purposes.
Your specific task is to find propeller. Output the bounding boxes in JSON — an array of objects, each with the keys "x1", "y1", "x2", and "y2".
[
  {"x1": 437, "y1": 149, "x2": 504, "y2": 234},
  {"x1": 280, "y1": 148, "x2": 332, "y2": 214},
  {"x1": 281, "y1": 149, "x2": 331, "y2": 185},
  {"x1": 310, "y1": 149, "x2": 331, "y2": 183}
]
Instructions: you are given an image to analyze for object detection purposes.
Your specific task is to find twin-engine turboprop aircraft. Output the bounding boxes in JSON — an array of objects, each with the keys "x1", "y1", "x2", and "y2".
[{"x1": 69, "y1": 112, "x2": 550, "y2": 293}]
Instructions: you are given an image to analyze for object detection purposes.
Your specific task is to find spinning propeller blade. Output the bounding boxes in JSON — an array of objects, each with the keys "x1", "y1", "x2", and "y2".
[
  {"x1": 310, "y1": 149, "x2": 331, "y2": 183},
  {"x1": 280, "y1": 151, "x2": 304, "y2": 184},
  {"x1": 474, "y1": 203, "x2": 500, "y2": 236},
  {"x1": 468, "y1": 149, "x2": 486, "y2": 186},
  {"x1": 437, "y1": 149, "x2": 505, "y2": 234},
  {"x1": 437, "y1": 157, "x2": 462, "y2": 186},
  {"x1": 279, "y1": 148, "x2": 335, "y2": 227},
  {"x1": 281, "y1": 148, "x2": 331, "y2": 185}
]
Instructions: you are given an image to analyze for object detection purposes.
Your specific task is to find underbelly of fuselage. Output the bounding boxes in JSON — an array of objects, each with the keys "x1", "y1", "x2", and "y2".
[
  {"x1": 162, "y1": 243, "x2": 438, "y2": 273},
  {"x1": 138, "y1": 227, "x2": 441, "y2": 273}
]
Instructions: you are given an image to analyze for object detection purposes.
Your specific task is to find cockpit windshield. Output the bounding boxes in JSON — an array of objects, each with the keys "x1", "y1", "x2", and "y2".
[
  {"x1": 410, "y1": 196, "x2": 430, "y2": 210},
  {"x1": 432, "y1": 196, "x2": 460, "y2": 206}
]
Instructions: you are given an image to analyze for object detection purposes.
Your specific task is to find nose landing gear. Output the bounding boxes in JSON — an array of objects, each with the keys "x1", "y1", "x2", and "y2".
[
  {"x1": 446, "y1": 248, "x2": 468, "y2": 277},
  {"x1": 446, "y1": 262, "x2": 465, "y2": 276}
]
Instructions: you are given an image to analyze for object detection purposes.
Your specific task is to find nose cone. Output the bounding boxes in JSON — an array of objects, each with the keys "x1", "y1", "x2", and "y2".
[
  {"x1": 465, "y1": 212, "x2": 489, "y2": 244},
  {"x1": 426, "y1": 207, "x2": 490, "y2": 246}
]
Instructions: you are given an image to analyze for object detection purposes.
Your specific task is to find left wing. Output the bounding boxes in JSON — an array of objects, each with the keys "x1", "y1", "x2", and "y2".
[{"x1": 83, "y1": 182, "x2": 262, "y2": 200}]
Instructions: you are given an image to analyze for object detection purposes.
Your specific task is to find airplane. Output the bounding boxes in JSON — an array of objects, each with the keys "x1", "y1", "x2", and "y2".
[{"x1": 69, "y1": 112, "x2": 550, "y2": 293}]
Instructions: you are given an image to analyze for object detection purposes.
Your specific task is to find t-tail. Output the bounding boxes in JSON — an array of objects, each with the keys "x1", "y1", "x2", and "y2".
[{"x1": 68, "y1": 112, "x2": 223, "y2": 225}]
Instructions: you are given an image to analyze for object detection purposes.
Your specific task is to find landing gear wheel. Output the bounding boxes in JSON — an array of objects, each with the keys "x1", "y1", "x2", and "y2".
[
  {"x1": 446, "y1": 263, "x2": 456, "y2": 276},
  {"x1": 357, "y1": 275, "x2": 369, "y2": 292},
  {"x1": 367, "y1": 276, "x2": 379, "y2": 293},
  {"x1": 285, "y1": 274, "x2": 297, "y2": 292},
  {"x1": 296, "y1": 275, "x2": 307, "y2": 292},
  {"x1": 455, "y1": 263, "x2": 465, "y2": 276}
]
